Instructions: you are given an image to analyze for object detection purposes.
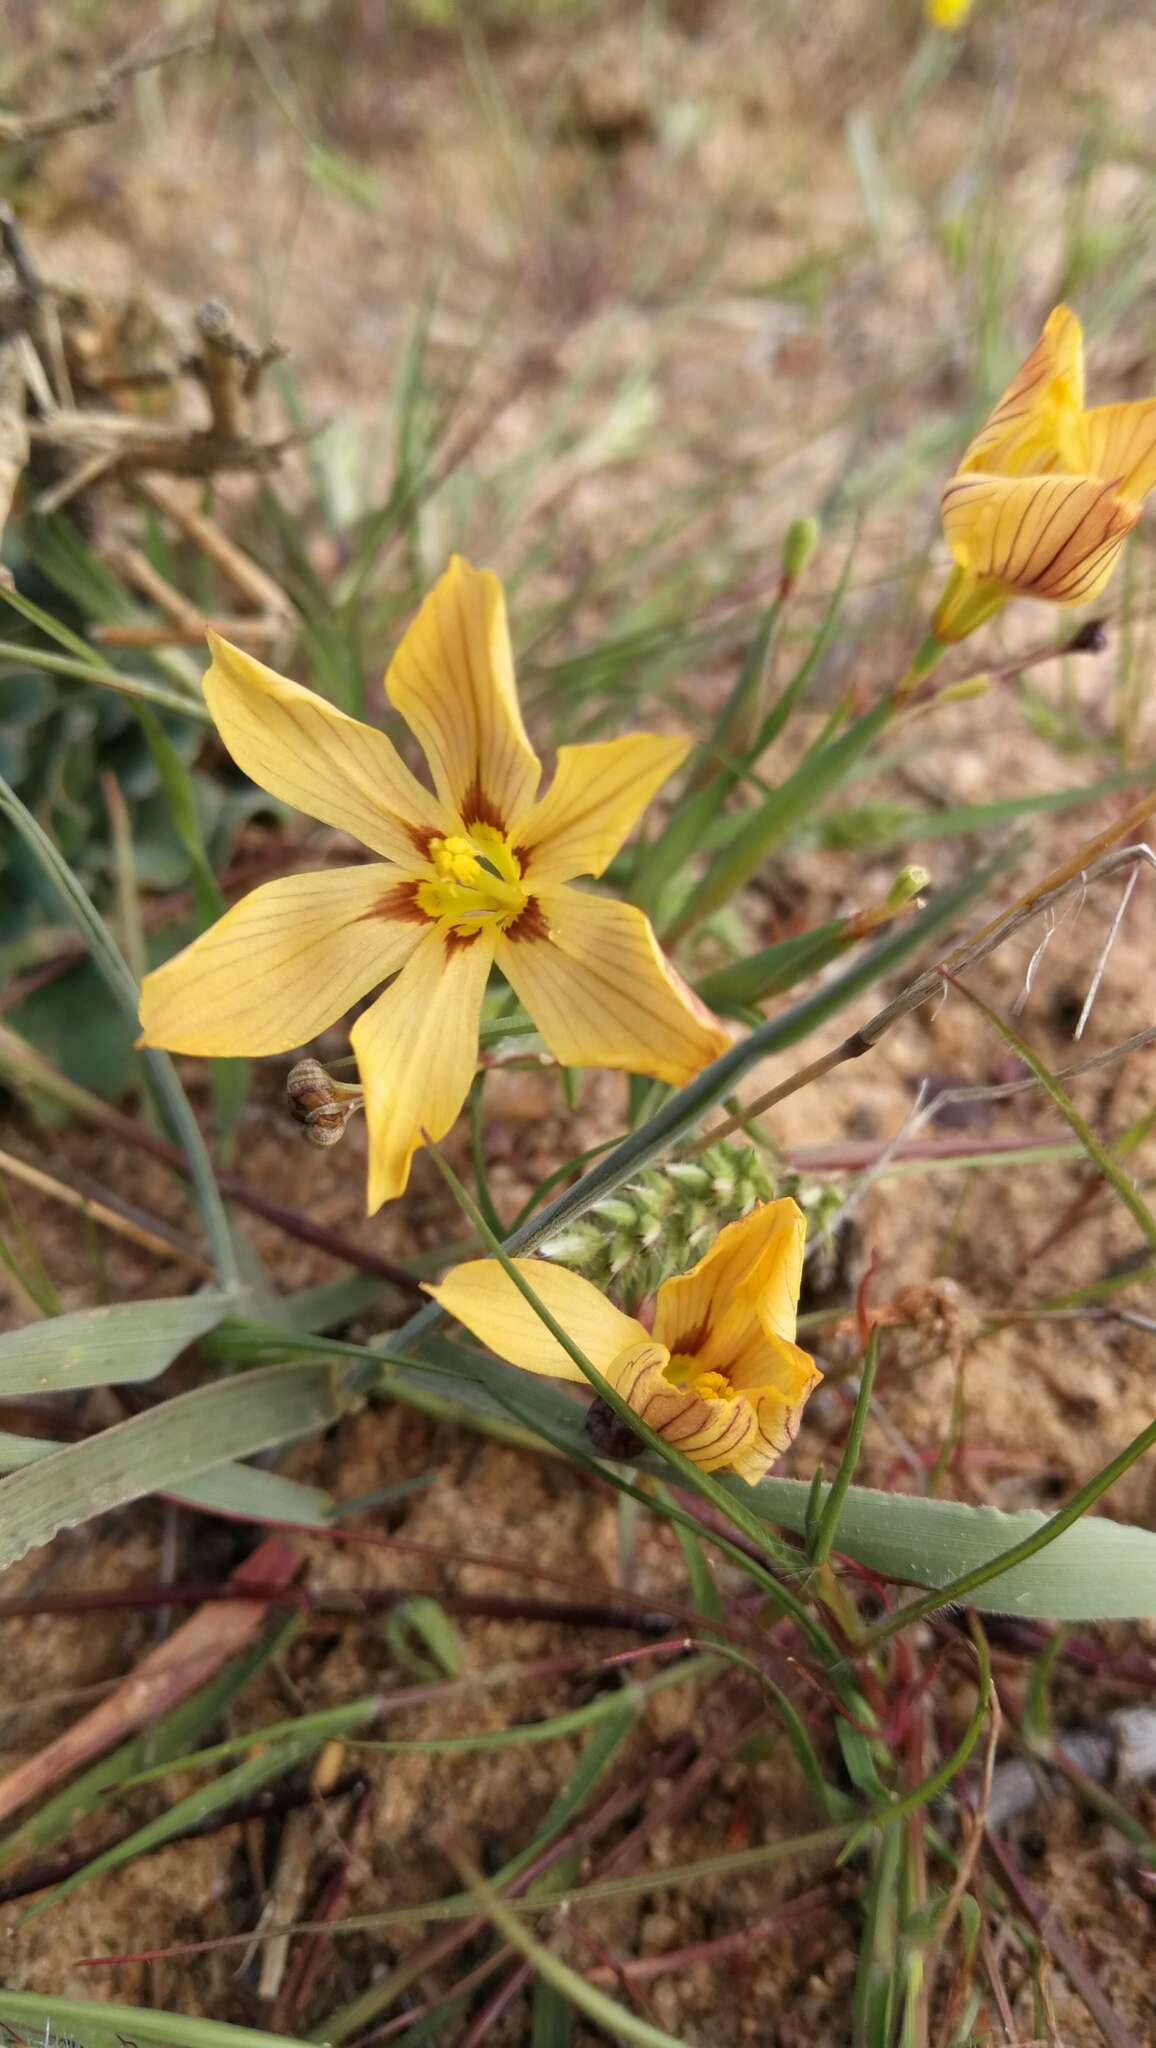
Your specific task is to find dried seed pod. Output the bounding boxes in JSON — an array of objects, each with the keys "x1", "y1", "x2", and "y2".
[{"x1": 287, "y1": 1058, "x2": 362, "y2": 1149}]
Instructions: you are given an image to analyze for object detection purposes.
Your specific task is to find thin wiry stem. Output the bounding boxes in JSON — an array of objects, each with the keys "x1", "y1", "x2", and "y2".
[{"x1": 696, "y1": 839, "x2": 1156, "y2": 1153}]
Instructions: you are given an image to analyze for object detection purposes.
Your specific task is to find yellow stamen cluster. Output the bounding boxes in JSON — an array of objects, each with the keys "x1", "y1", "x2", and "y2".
[
  {"x1": 416, "y1": 827, "x2": 528, "y2": 934},
  {"x1": 664, "y1": 1356, "x2": 740, "y2": 1403}
]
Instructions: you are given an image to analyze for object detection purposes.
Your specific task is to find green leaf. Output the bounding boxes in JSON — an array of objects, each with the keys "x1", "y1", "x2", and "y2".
[
  {"x1": 0, "y1": 1990, "x2": 316, "y2": 2048},
  {"x1": 666, "y1": 693, "x2": 895, "y2": 942},
  {"x1": 451, "y1": 1846, "x2": 689, "y2": 2048},
  {"x1": 384, "y1": 1594, "x2": 465, "y2": 1680},
  {"x1": 695, "y1": 915, "x2": 851, "y2": 1011},
  {"x1": 808, "y1": 1326, "x2": 879, "y2": 1567},
  {"x1": 0, "y1": 769, "x2": 238, "y2": 1287},
  {"x1": 743, "y1": 1473, "x2": 1156, "y2": 1622},
  {"x1": 0, "y1": 1362, "x2": 347, "y2": 1572},
  {"x1": 0, "y1": 1291, "x2": 233, "y2": 1396},
  {"x1": 175, "y1": 1461, "x2": 331, "y2": 1525},
  {"x1": 0, "y1": 1430, "x2": 331, "y2": 1524}
]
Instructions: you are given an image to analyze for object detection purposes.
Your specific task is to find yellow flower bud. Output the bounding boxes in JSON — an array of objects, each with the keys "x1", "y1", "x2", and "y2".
[{"x1": 926, "y1": 0, "x2": 973, "y2": 28}]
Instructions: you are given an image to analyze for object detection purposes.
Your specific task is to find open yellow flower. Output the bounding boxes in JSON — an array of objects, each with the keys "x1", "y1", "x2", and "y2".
[
  {"x1": 138, "y1": 556, "x2": 729, "y2": 1211},
  {"x1": 930, "y1": 304, "x2": 1156, "y2": 645},
  {"x1": 427, "y1": 1198, "x2": 821, "y2": 1485}
]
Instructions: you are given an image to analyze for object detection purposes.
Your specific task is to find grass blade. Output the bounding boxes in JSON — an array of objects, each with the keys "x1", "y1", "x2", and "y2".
[
  {"x1": 0, "y1": 1363, "x2": 346, "y2": 1572},
  {"x1": 0, "y1": 1292, "x2": 233, "y2": 1395},
  {"x1": 0, "y1": 770, "x2": 238, "y2": 1288}
]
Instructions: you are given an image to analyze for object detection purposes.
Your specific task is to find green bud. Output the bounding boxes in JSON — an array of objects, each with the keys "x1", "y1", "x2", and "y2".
[
  {"x1": 885, "y1": 863, "x2": 931, "y2": 911},
  {"x1": 666, "y1": 1161, "x2": 712, "y2": 1196},
  {"x1": 780, "y1": 515, "x2": 821, "y2": 588}
]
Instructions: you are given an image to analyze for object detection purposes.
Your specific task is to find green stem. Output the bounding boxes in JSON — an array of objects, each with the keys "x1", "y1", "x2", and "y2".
[
  {"x1": 0, "y1": 638, "x2": 212, "y2": 723},
  {"x1": 809, "y1": 1326, "x2": 880, "y2": 1566}
]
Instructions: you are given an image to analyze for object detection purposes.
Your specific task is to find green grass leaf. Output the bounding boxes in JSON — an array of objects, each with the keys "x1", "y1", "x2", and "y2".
[
  {"x1": 0, "y1": 1291, "x2": 233, "y2": 1396},
  {"x1": 0, "y1": 1362, "x2": 347, "y2": 1572},
  {"x1": 0, "y1": 1990, "x2": 316, "y2": 2048}
]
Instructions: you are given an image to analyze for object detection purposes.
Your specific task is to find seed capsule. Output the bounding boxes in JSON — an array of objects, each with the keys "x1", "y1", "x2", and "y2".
[{"x1": 287, "y1": 1058, "x2": 363, "y2": 1148}]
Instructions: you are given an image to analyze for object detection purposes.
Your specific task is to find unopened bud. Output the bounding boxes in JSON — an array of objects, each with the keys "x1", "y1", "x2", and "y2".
[
  {"x1": 780, "y1": 515, "x2": 821, "y2": 595},
  {"x1": 886, "y1": 864, "x2": 931, "y2": 912},
  {"x1": 926, "y1": 0, "x2": 973, "y2": 30},
  {"x1": 287, "y1": 1058, "x2": 363, "y2": 1148},
  {"x1": 937, "y1": 671, "x2": 992, "y2": 704}
]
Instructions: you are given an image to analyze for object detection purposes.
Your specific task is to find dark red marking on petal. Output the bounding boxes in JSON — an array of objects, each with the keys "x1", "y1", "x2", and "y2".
[
  {"x1": 459, "y1": 778, "x2": 506, "y2": 832},
  {"x1": 406, "y1": 823, "x2": 439, "y2": 863},
  {"x1": 443, "y1": 926, "x2": 485, "y2": 958},
  {"x1": 503, "y1": 897, "x2": 550, "y2": 945},
  {"x1": 665, "y1": 1314, "x2": 712, "y2": 1360},
  {"x1": 361, "y1": 881, "x2": 430, "y2": 925}
]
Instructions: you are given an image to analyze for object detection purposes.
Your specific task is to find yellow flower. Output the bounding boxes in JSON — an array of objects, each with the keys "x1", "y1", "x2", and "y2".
[
  {"x1": 926, "y1": 0, "x2": 973, "y2": 29},
  {"x1": 930, "y1": 304, "x2": 1156, "y2": 644},
  {"x1": 138, "y1": 556, "x2": 730, "y2": 1211},
  {"x1": 428, "y1": 1198, "x2": 821, "y2": 1485}
]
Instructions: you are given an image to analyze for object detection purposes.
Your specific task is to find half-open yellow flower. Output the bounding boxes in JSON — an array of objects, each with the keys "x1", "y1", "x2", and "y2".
[
  {"x1": 138, "y1": 556, "x2": 730, "y2": 1210},
  {"x1": 930, "y1": 304, "x2": 1156, "y2": 644},
  {"x1": 427, "y1": 1198, "x2": 821, "y2": 1485}
]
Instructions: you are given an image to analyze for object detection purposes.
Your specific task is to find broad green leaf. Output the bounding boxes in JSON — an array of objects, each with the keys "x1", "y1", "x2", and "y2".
[
  {"x1": 0, "y1": 1430, "x2": 330, "y2": 1525},
  {"x1": 0, "y1": 1990, "x2": 315, "y2": 2048},
  {"x1": 175, "y1": 1461, "x2": 331, "y2": 1525},
  {"x1": 0, "y1": 1362, "x2": 346, "y2": 1571},
  {"x1": 0, "y1": 1291, "x2": 233, "y2": 1396}
]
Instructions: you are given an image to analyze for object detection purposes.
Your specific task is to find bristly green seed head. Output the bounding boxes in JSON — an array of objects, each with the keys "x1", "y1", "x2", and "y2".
[{"x1": 539, "y1": 1140, "x2": 843, "y2": 1308}]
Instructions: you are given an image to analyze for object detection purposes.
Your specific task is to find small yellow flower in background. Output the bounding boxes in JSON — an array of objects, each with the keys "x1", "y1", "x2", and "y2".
[
  {"x1": 428, "y1": 1198, "x2": 821, "y2": 1485},
  {"x1": 929, "y1": 304, "x2": 1156, "y2": 646},
  {"x1": 926, "y1": 0, "x2": 974, "y2": 30},
  {"x1": 138, "y1": 556, "x2": 729, "y2": 1211}
]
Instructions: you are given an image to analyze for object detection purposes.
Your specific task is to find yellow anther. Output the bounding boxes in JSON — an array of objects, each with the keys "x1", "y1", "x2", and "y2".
[
  {"x1": 430, "y1": 835, "x2": 483, "y2": 886},
  {"x1": 663, "y1": 1357, "x2": 739, "y2": 1402},
  {"x1": 691, "y1": 1369, "x2": 739, "y2": 1403}
]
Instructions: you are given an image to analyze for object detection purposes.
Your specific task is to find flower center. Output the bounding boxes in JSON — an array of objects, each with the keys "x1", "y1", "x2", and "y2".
[
  {"x1": 416, "y1": 825, "x2": 528, "y2": 935},
  {"x1": 663, "y1": 1355, "x2": 739, "y2": 1403}
]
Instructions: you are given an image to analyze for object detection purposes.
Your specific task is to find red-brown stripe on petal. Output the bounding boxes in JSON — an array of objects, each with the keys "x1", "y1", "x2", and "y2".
[
  {"x1": 406, "y1": 822, "x2": 440, "y2": 864},
  {"x1": 663, "y1": 1314, "x2": 712, "y2": 1359},
  {"x1": 362, "y1": 881, "x2": 431, "y2": 925},
  {"x1": 459, "y1": 777, "x2": 507, "y2": 833},
  {"x1": 444, "y1": 926, "x2": 487, "y2": 958},
  {"x1": 504, "y1": 897, "x2": 550, "y2": 945}
]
